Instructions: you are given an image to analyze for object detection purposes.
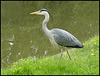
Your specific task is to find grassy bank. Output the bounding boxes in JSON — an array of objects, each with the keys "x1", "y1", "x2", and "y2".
[{"x1": 1, "y1": 35, "x2": 99, "y2": 75}]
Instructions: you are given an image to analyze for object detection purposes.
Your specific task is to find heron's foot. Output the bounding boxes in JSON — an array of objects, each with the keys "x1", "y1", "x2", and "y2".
[{"x1": 69, "y1": 57, "x2": 72, "y2": 60}]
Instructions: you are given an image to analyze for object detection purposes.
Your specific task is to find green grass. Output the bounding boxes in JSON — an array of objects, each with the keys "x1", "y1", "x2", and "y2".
[{"x1": 1, "y1": 35, "x2": 99, "y2": 75}]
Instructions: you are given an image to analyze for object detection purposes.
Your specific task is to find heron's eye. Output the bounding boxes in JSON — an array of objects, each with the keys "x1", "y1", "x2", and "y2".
[{"x1": 39, "y1": 10, "x2": 41, "y2": 12}]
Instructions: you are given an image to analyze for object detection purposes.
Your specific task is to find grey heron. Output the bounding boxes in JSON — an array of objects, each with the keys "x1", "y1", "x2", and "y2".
[{"x1": 30, "y1": 9, "x2": 84, "y2": 62}]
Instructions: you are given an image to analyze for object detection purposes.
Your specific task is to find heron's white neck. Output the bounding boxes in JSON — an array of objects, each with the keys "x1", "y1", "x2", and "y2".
[{"x1": 42, "y1": 13, "x2": 51, "y2": 38}]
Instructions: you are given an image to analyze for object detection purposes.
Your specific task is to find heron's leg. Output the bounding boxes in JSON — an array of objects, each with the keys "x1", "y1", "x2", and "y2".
[
  {"x1": 66, "y1": 48, "x2": 72, "y2": 60},
  {"x1": 58, "y1": 49, "x2": 63, "y2": 63},
  {"x1": 59, "y1": 52, "x2": 63, "y2": 63}
]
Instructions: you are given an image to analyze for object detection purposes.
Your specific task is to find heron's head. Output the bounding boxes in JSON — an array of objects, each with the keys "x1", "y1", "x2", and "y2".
[{"x1": 30, "y1": 9, "x2": 49, "y2": 15}]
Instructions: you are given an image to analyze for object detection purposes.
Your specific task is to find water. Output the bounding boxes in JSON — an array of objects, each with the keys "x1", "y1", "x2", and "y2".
[{"x1": 1, "y1": 1, "x2": 99, "y2": 68}]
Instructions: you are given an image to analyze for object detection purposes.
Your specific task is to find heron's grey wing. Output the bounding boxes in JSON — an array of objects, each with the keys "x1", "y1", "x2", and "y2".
[{"x1": 51, "y1": 29, "x2": 83, "y2": 48}]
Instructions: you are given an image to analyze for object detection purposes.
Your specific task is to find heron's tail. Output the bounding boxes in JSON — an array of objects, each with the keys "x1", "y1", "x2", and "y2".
[{"x1": 66, "y1": 45, "x2": 84, "y2": 48}]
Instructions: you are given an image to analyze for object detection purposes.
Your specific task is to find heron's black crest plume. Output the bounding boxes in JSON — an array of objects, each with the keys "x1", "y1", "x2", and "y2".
[{"x1": 40, "y1": 9, "x2": 48, "y2": 12}]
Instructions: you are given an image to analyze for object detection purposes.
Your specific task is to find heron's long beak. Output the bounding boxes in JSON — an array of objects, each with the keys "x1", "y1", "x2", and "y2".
[{"x1": 30, "y1": 12, "x2": 39, "y2": 15}]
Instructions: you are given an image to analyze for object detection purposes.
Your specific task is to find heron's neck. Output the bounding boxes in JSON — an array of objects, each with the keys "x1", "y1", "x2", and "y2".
[{"x1": 42, "y1": 13, "x2": 51, "y2": 38}]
